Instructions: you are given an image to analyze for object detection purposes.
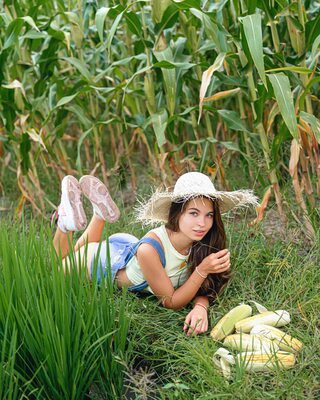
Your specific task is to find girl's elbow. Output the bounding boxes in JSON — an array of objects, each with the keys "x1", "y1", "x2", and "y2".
[{"x1": 161, "y1": 297, "x2": 183, "y2": 311}]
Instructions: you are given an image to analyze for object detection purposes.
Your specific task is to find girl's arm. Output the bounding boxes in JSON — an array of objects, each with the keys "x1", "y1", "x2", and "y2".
[{"x1": 136, "y1": 244, "x2": 229, "y2": 310}]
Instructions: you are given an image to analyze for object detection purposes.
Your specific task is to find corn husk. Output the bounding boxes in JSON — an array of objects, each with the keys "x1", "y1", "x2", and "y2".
[
  {"x1": 213, "y1": 348, "x2": 295, "y2": 379},
  {"x1": 235, "y1": 310, "x2": 290, "y2": 333},
  {"x1": 210, "y1": 304, "x2": 252, "y2": 341},
  {"x1": 223, "y1": 333, "x2": 279, "y2": 352},
  {"x1": 250, "y1": 324, "x2": 303, "y2": 353}
]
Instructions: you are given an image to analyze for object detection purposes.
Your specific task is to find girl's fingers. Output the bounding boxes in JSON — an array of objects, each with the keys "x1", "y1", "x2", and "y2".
[
  {"x1": 213, "y1": 263, "x2": 231, "y2": 273},
  {"x1": 214, "y1": 253, "x2": 229, "y2": 264}
]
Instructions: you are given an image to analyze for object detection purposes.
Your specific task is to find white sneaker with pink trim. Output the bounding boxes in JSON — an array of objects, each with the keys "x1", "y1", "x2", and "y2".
[
  {"x1": 56, "y1": 176, "x2": 87, "y2": 232},
  {"x1": 79, "y1": 175, "x2": 120, "y2": 223}
]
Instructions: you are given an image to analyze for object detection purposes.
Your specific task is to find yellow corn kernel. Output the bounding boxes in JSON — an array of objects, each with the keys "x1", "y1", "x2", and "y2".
[{"x1": 237, "y1": 351, "x2": 296, "y2": 372}]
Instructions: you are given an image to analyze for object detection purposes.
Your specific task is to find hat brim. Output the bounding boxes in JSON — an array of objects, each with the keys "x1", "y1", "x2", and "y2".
[{"x1": 136, "y1": 189, "x2": 258, "y2": 225}]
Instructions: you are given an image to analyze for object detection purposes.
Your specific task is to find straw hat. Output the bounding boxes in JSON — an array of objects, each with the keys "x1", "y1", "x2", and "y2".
[{"x1": 136, "y1": 172, "x2": 258, "y2": 225}]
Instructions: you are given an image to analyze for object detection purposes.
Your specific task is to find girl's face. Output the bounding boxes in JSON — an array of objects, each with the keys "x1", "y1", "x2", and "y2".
[{"x1": 178, "y1": 197, "x2": 214, "y2": 241}]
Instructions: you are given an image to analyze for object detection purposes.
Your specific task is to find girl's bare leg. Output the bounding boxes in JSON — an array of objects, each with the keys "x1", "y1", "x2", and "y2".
[
  {"x1": 74, "y1": 215, "x2": 106, "y2": 250},
  {"x1": 53, "y1": 228, "x2": 73, "y2": 259}
]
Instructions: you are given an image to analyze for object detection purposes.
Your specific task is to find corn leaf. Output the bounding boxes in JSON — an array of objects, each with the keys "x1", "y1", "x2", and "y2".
[
  {"x1": 217, "y1": 109, "x2": 251, "y2": 133},
  {"x1": 3, "y1": 19, "x2": 24, "y2": 49},
  {"x1": 95, "y1": 7, "x2": 110, "y2": 42},
  {"x1": 173, "y1": 0, "x2": 201, "y2": 10},
  {"x1": 266, "y1": 66, "x2": 312, "y2": 74},
  {"x1": 55, "y1": 93, "x2": 78, "y2": 108},
  {"x1": 125, "y1": 12, "x2": 143, "y2": 38},
  {"x1": 269, "y1": 73, "x2": 299, "y2": 140},
  {"x1": 203, "y1": 88, "x2": 240, "y2": 103},
  {"x1": 300, "y1": 111, "x2": 320, "y2": 144},
  {"x1": 289, "y1": 138, "x2": 300, "y2": 177},
  {"x1": 240, "y1": 14, "x2": 267, "y2": 88},
  {"x1": 151, "y1": 109, "x2": 168, "y2": 148},
  {"x1": 190, "y1": 9, "x2": 227, "y2": 52},
  {"x1": 21, "y1": 16, "x2": 39, "y2": 31},
  {"x1": 107, "y1": 11, "x2": 124, "y2": 60},
  {"x1": 198, "y1": 52, "x2": 226, "y2": 122},
  {"x1": 153, "y1": 60, "x2": 196, "y2": 69},
  {"x1": 62, "y1": 57, "x2": 93, "y2": 83},
  {"x1": 154, "y1": 47, "x2": 176, "y2": 116}
]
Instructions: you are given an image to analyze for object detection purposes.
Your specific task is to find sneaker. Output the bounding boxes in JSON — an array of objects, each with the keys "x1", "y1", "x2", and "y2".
[
  {"x1": 79, "y1": 175, "x2": 120, "y2": 223},
  {"x1": 56, "y1": 176, "x2": 87, "y2": 232}
]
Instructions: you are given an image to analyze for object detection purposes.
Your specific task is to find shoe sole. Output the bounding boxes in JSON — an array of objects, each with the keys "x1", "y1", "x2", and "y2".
[
  {"x1": 61, "y1": 176, "x2": 87, "y2": 231},
  {"x1": 79, "y1": 176, "x2": 120, "y2": 223}
]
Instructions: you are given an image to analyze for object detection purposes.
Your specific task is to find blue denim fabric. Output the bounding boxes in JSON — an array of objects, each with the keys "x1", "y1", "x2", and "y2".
[{"x1": 90, "y1": 233, "x2": 139, "y2": 284}]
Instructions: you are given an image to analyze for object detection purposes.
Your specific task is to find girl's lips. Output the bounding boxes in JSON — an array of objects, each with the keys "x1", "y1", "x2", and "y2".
[{"x1": 193, "y1": 230, "x2": 206, "y2": 237}]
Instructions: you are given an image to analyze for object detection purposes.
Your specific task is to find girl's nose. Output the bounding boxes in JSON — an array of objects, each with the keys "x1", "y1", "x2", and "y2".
[{"x1": 197, "y1": 217, "x2": 205, "y2": 227}]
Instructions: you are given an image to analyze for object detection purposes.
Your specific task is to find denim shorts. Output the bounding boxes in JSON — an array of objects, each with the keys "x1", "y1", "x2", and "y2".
[{"x1": 90, "y1": 233, "x2": 139, "y2": 284}]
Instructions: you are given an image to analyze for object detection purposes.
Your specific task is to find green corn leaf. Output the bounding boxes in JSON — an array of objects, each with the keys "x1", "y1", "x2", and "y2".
[
  {"x1": 155, "y1": 4, "x2": 179, "y2": 34},
  {"x1": 107, "y1": 11, "x2": 124, "y2": 60},
  {"x1": 124, "y1": 11, "x2": 143, "y2": 38},
  {"x1": 154, "y1": 47, "x2": 176, "y2": 116},
  {"x1": 21, "y1": 16, "x2": 39, "y2": 31},
  {"x1": 152, "y1": 0, "x2": 173, "y2": 23},
  {"x1": 151, "y1": 109, "x2": 168, "y2": 148},
  {"x1": 95, "y1": 7, "x2": 110, "y2": 42},
  {"x1": 62, "y1": 57, "x2": 93, "y2": 83},
  {"x1": 240, "y1": 13, "x2": 267, "y2": 88},
  {"x1": 3, "y1": 19, "x2": 24, "y2": 49},
  {"x1": 217, "y1": 109, "x2": 251, "y2": 133},
  {"x1": 269, "y1": 73, "x2": 299, "y2": 140},
  {"x1": 76, "y1": 127, "x2": 93, "y2": 171},
  {"x1": 190, "y1": 8, "x2": 227, "y2": 52},
  {"x1": 55, "y1": 93, "x2": 78, "y2": 108},
  {"x1": 173, "y1": 0, "x2": 201, "y2": 10},
  {"x1": 153, "y1": 60, "x2": 196, "y2": 69},
  {"x1": 266, "y1": 66, "x2": 312, "y2": 74}
]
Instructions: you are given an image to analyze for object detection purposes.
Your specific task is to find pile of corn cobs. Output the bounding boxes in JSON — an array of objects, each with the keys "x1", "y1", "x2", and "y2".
[{"x1": 211, "y1": 302, "x2": 303, "y2": 379}]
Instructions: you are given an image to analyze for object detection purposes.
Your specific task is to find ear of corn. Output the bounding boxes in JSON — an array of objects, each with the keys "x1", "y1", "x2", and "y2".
[
  {"x1": 236, "y1": 351, "x2": 296, "y2": 372},
  {"x1": 210, "y1": 304, "x2": 252, "y2": 341},
  {"x1": 223, "y1": 333, "x2": 279, "y2": 352},
  {"x1": 235, "y1": 310, "x2": 291, "y2": 333},
  {"x1": 250, "y1": 324, "x2": 303, "y2": 353}
]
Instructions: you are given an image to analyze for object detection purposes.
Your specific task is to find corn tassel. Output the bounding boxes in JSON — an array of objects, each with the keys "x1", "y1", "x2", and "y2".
[
  {"x1": 250, "y1": 324, "x2": 303, "y2": 353},
  {"x1": 210, "y1": 304, "x2": 252, "y2": 341},
  {"x1": 235, "y1": 310, "x2": 290, "y2": 333},
  {"x1": 223, "y1": 333, "x2": 279, "y2": 352},
  {"x1": 237, "y1": 351, "x2": 296, "y2": 372}
]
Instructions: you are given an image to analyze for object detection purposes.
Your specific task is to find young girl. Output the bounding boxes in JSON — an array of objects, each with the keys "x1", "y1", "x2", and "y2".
[{"x1": 53, "y1": 172, "x2": 258, "y2": 336}]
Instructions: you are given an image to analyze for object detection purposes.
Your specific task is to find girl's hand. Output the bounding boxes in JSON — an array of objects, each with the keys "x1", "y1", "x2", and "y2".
[
  {"x1": 183, "y1": 305, "x2": 208, "y2": 336},
  {"x1": 198, "y1": 249, "x2": 230, "y2": 276}
]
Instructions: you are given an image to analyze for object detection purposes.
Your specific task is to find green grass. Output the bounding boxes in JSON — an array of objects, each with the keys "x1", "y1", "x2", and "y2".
[
  {"x1": 125, "y1": 216, "x2": 320, "y2": 399},
  {"x1": 0, "y1": 219, "x2": 132, "y2": 399},
  {"x1": 0, "y1": 208, "x2": 319, "y2": 399}
]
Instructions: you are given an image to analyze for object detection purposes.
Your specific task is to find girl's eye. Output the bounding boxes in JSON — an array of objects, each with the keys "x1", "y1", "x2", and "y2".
[
  {"x1": 190, "y1": 212, "x2": 198, "y2": 216},
  {"x1": 208, "y1": 214, "x2": 214, "y2": 218}
]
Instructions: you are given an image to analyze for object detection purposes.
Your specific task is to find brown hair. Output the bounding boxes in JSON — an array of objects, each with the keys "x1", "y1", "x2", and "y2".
[{"x1": 165, "y1": 197, "x2": 231, "y2": 303}]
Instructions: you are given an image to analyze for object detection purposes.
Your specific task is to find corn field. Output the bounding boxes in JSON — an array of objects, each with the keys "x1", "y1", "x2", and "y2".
[{"x1": 0, "y1": 0, "x2": 319, "y2": 234}]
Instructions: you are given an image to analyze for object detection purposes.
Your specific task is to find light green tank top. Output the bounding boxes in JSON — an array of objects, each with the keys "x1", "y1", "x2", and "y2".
[{"x1": 125, "y1": 225, "x2": 190, "y2": 293}]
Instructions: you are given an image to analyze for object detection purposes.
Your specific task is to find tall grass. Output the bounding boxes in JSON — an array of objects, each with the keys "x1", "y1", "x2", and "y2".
[{"x1": 0, "y1": 219, "x2": 132, "y2": 399}]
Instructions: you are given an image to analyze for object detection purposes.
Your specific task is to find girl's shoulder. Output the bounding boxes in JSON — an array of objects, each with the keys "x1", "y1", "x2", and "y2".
[{"x1": 143, "y1": 226, "x2": 165, "y2": 250}]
